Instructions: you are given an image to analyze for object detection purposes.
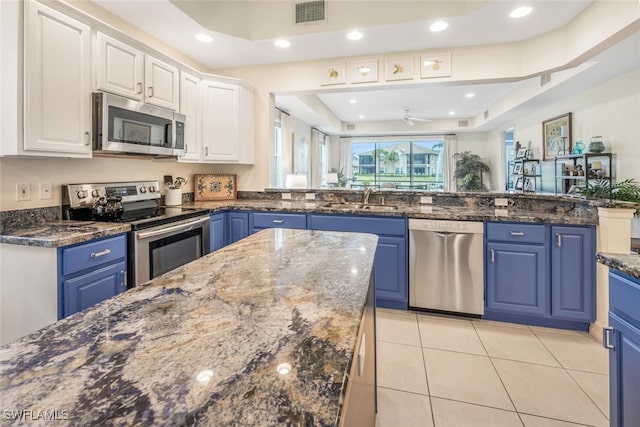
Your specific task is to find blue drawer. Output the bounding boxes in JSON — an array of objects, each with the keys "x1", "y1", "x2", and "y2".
[
  {"x1": 252, "y1": 212, "x2": 307, "y2": 229},
  {"x1": 610, "y1": 271, "x2": 640, "y2": 324},
  {"x1": 309, "y1": 215, "x2": 406, "y2": 237},
  {"x1": 486, "y1": 222, "x2": 546, "y2": 244},
  {"x1": 61, "y1": 234, "x2": 127, "y2": 276}
]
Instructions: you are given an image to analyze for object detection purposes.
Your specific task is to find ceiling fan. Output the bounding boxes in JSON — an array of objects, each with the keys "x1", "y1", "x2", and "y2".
[{"x1": 403, "y1": 110, "x2": 432, "y2": 126}]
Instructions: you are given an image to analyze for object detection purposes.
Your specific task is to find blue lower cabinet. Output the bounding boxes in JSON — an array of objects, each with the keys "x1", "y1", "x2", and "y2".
[
  {"x1": 62, "y1": 262, "x2": 126, "y2": 317},
  {"x1": 58, "y1": 234, "x2": 127, "y2": 318},
  {"x1": 210, "y1": 213, "x2": 226, "y2": 252},
  {"x1": 227, "y1": 212, "x2": 250, "y2": 244},
  {"x1": 251, "y1": 212, "x2": 307, "y2": 233},
  {"x1": 551, "y1": 226, "x2": 595, "y2": 322},
  {"x1": 608, "y1": 271, "x2": 640, "y2": 427},
  {"x1": 308, "y1": 214, "x2": 408, "y2": 309},
  {"x1": 485, "y1": 242, "x2": 548, "y2": 316}
]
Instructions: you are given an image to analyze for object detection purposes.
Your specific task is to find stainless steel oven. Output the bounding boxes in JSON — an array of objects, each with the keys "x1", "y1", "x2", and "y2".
[{"x1": 133, "y1": 215, "x2": 210, "y2": 285}]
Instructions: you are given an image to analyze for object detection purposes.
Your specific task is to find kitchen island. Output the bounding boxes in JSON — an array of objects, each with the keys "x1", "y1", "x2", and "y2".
[{"x1": 0, "y1": 229, "x2": 378, "y2": 426}]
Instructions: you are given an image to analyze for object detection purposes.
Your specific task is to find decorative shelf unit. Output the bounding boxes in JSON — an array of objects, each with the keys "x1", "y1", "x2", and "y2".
[
  {"x1": 508, "y1": 158, "x2": 541, "y2": 192},
  {"x1": 554, "y1": 153, "x2": 612, "y2": 195}
]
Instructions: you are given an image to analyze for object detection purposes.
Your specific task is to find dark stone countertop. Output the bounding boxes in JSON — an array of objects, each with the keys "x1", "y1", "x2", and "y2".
[
  {"x1": 0, "y1": 229, "x2": 378, "y2": 426},
  {"x1": 597, "y1": 252, "x2": 640, "y2": 280},
  {"x1": 0, "y1": 221, "x2": 130, "y2": 248}
]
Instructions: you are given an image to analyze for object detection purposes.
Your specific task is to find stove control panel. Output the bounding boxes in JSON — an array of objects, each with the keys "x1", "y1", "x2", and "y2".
[{"x1": 63, "y1": 181, "x2": 161, "y2": 208}]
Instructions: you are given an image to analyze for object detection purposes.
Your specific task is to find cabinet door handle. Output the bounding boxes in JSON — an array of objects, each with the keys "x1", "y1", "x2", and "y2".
[
  {"x1": 137, "y1": 82, "x2": 143, "y2": 94},
  {"x1": 84, "y1": 131, "x2": 90, "y2": 146},
  {"x1": 556, "y1": 233, "x2": 562, "y2": 247},
  {"x1": 184, "y1": 144, "x2": 188, "y2": 154},
  {"x1": 148, "y1": 86, "x2": 153, "y2": 97},
  {"x1": 120, "y1": 270, "x2": 127, "y2": 288},
  {"x1": 602, "y1": 326, "x2": 615, "y2": 350},
  {"x1": 272, "y1": 219, "x2": 284, "y2": 224},
  {"x1": 490, "y1": 249, "x2": 495, "y2": 263},
  {"x1": 509, "y1": 231, "x2": 525, "y2": 236},
  {"x1": 90, "y1": 248, "x2": 111, "y2": 258},
  {"x1": 205, "y1": 146, "x2": 208, "y2": 156}
]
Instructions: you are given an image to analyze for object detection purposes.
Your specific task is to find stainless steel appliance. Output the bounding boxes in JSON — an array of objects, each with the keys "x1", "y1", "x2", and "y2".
[
  {"x1": 408, "y1": 219, "x2": 484, "y2": 315},
  {"x1": 92, "y1": 92, "x2": 185, "y2": 157},
  {"x1": 63, "y1": 181, "x2": 209, "y2": 286}
]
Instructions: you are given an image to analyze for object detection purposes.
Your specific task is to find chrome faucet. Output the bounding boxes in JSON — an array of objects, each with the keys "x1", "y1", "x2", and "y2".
[{"x1": 363, "y1": 186, "x2": 376, "y2": 205}]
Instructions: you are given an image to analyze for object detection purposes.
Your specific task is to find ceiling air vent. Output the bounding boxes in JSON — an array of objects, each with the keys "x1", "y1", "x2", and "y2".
[
  {"x1": 346, "y1": 123, "x2": 356, "y2": 131},
  {"x1": 458, "y1": 120, "x2": 469, "y2": 128},
  {"x1": 540, "y1": 72, "x2": 551, "y2": 86},
  {"x1": 295, "y1": 1, "x2": 326, "y2": 24}
]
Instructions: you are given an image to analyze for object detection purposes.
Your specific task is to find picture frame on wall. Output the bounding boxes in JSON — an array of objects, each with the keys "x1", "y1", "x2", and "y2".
[
  {"x1": 350, "y1": 59, "x2": 379, "y2": 83},
  {"x1": 420, "y1": 52, "x2": 452, "y2": 79},
  {"x1": 384, "y1": 56, "x2": 414, "y2": 81},
  {"x1": 543, "y1": 112, "x2": 572, "y2": 160},
  {"x1": 320, "y1": 62, "x2": 346, "y2": 86}
]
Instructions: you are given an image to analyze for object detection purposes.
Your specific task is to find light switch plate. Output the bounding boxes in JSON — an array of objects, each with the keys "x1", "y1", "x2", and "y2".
[
  {"x1": 281, "y1": 193, "x2": 292, "y2": 200},
  {"x1": 420, "y1": 196, "x2": 433, "y2": 204},
  {"x1": 16, "y1": 183, "x2": 31, "y2": 201},
  {"x1": 494, "y1": 208, "x2": 509, "y2": 216},
  {"x1": 494, "y1": 198, "x2": 509, "y2": 207},
  {"x1": 305, "y1": 193, "x2": 316, "y2": 200},
  {"x1": 39, "y1": 182, "x2": 53, "y2": 200}
]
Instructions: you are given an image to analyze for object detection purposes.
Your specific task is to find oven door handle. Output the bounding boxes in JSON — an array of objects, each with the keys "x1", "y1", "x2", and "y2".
[{"x1": 136, "y1": 217, "x2": 209, "y2": 240}]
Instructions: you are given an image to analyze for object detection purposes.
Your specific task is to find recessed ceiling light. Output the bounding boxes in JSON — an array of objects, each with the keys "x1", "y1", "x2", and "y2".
[
  {"x1": 465, "y1": 93, "x2": 475, "y2": 98},
  {"x1": 448, "y1": 111, "x2": 455, "y2": 115},
  {"x1": 195, "y1": 34, "x2": 213, "y2": 43},
  {"x1": 429, "y1": 21, "x2": 448, "y2": 32},
  {"x1": 274, "y1": 39, "x2": 290, "y2": 48},
  {"x1": 349, "y1": 99, "x2": 357, "y2": 104},
  {"x1": 347, "y1": 31, "x2": 363, "y2": 41},
  {"x1": 359, "y1": 114, "x2": 366, "y2": 119},
  {"x1": 510, "y1": 6, "x2": 532, "y2": 18}
]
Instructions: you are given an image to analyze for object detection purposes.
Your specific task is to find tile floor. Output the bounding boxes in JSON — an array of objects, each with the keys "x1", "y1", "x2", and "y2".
[{"x1": 375, "y1": 308, "x2": 610, "y2": 427}]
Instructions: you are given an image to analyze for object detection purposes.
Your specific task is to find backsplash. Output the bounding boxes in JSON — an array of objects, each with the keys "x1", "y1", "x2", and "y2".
[{"x1": 0, "y1": 206, "x2": 61, "y2": 230}]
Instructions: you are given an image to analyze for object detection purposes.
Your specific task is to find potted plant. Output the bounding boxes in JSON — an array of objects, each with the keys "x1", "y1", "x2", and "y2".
[
  {"x1": 328, "y1": 168, "x2": 353, "y2": 187},
  {"x1": 453, "y1": 151, "x2": 491, "y2": 191},
  {"x1": 579, "y1": 178, "x2": 640, "y2": 204}
]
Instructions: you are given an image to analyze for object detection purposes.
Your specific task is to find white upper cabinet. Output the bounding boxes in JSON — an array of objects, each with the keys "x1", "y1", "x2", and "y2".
[
  {"x1": 24, "y1": 0, "x2": 92, "y2": 156},
  {"x1": 96, "y1": 31, "x2": 179, "y2": 110},
  {"x1": 178, "y1": 71, "x2": 202, "y2": 161},
  {"x1": 144, "y1": 56, "x2": 179, "y2": 110},
  {"x1": 96, "y1": 32, "x2": 143, "y2": 101},
  {"x1": 201, "y1": 80, "x2": 240, "y2": 162}
]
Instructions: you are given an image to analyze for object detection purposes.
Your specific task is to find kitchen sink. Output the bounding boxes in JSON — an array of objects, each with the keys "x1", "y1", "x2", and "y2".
[{"x1": 323, "y1": 202, "x2": 399, "y2": 211}]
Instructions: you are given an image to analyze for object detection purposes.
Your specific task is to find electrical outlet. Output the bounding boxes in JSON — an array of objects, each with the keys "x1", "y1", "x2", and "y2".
[
  {"x1": 494, "y1": 198, "x2": 509, "y2": 207},
  {"x1": 16, "y1": 183, "x2": 31, "y2": 201},
  {"x1": 305, "y1": 193, "x2": 316, "y2": 200},
  {"x1": 39, "y1": 182, "x2": 53, "y2": 200},
  {"x1": 281, "y1": 193, "x2": 292, "y2": 200},
  {"x1": 420, "y1": 196, "x2": 433, "y2": 204}
]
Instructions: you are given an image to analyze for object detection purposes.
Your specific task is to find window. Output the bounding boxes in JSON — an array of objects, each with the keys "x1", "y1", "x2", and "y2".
[{"x1": 349, "y1": 138, "x2": 446, "y2": 190}]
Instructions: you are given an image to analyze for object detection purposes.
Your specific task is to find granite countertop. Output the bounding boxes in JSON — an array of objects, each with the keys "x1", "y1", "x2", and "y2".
[
  {"x1": 0, "y1": 221, "x2": 130, "y2": 248},
  {"x1": 0, "y1": 229, "x2": 378, "y2": 426},
  {"x1": 597, "y1": 252, "x2": 640, "y2": 280},
  {"x1": 0, "y1": 196, "x2": 598, "y2": 247}
]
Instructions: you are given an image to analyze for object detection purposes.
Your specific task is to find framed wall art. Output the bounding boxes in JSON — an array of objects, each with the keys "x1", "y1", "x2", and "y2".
[
  {"x1": 420, "y1": 52, "x2": 452, "y2": 79},
  {"x1": 384, "y1": 56, "x2": 414, "y2": 81},
  {"x1": 320, "y1": 62, "x2": 346, "y2": 86},
  {"x1": 543, "y1": 113, "x2": 572, "y2": 160},
  {"x1": 350, "y1": 59, "x2": 378, "y2": 83},
  {"x1": 193, "y1": 174, "x2": 237, "y2": 201}
]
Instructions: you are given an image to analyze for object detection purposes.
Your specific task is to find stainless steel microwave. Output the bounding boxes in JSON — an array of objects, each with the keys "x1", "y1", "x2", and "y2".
[{"x1": 92, "y1": 92, "x2": 185, "y2": 156}]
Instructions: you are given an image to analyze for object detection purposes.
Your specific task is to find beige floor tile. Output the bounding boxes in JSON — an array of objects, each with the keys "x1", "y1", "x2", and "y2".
[
  {"x1": 377, "y1": 341, "x2": 429, "y2": 395},
  {"x1": 567, "y1": 369, "x2": 609, "y2": 419},
  {"x1": 417, "y1": 315, "x2": 486, "y2": 355},
  {"x1": 493, "y1": 359, "x2": 608, "y2": 427},
  {"x1": 376, "y1": 387, "x2": 433, "y2": 427},
  {"x1": 474, "y1": 318, "x2": 531, "y2": 330},
  {"x1": 377, "y1": 307, "x2": 417, "y2": 318},
  {"x1": 423, "y1": 348, "x2": 514, "y2": 410},
  {"x1": 473, "y1": 323, "x2": 560, "y2": 366},
  {"x1": 430, "y1": 397, "x2": 523, "y2": 427},
  {"x1": 376, "y1": 309, "x2": 421, "y2": 346},
  {"x1": 535, "y1": 331, "x2": 608, "y2": 374},
  {"x1": 528, "y1": 325, "x2": 588, "y2": 337},
  {"x1": 520, "y1": 414, "x2": 592, "y2": 426}
]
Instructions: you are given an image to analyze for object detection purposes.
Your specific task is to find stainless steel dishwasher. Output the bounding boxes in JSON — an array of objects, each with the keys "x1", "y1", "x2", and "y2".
[{"x1": 409, "y1": 219, "x2": 484, "y2": 315}]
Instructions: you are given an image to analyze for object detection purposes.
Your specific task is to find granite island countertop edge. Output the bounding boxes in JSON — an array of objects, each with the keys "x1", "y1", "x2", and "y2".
[{"x1": 596, "y1": 252, "x2": 640, "y2": 280}]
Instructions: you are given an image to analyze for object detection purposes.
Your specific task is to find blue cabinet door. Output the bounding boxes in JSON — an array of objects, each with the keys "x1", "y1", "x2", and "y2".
[
  {"x1": 551, "y1": 226, "x2": 595, "y2": 322},
  {"x1": 609, "y1": 312, "x2": 640, "y2": 427},
  {"x1": 308, "y1": 214, "x2": 407, "y2": 309},
  {"x1": 485, "y1": 242, "x2": 548, "y2": 316},
  {"x1": 62, "y1": 261, "x2": 126, "y2": 317},
  {"x1": 210, "y1": 213, "x2": 226, "y2": 252},
  {"x1": 227, "y1": 212, "x2": 250, "y2": 244}
]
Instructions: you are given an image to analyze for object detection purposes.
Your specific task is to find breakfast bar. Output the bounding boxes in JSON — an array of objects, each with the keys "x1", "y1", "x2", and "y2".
[{"x1": 0, "y1": 229, "x2": 378, "y2": 426}]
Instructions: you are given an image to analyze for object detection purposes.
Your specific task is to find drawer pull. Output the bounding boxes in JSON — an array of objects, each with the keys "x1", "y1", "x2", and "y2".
[
  {"x1": 136, "y1": 82, "x2": 142, "y2": 94},
  {"x1": 273, "y1": 219, "x2": 284, "y2": 224},
  {"x1": 603, "y1": 326, "x2": 615, "y2": 350},
  {"x1": 90, "y1": 249, "x2": 111, "y2": 258},
  {"x1": 509, "y1": 231, "x2": 525, "y2": 236}
]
